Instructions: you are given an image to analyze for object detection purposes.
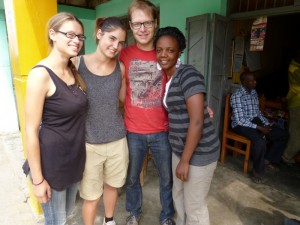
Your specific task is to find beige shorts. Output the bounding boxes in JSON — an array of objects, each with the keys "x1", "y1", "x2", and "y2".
[{"x1": 79, "y1": 137, "x2": 129, "y2": 200}]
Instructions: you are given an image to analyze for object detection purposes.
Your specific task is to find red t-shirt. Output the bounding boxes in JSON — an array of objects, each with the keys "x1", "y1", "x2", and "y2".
[{"x1": 119, "y1": 44, "x2": 168, "y2": 134}]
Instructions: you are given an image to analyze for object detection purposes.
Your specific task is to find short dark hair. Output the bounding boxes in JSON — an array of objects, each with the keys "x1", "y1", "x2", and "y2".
[
  {"x1": 154, "y1": 26, "x2": 186, "y2": 52},
  {"x1": 240, "y1": 71, "x2": 255, "y2": 84}
]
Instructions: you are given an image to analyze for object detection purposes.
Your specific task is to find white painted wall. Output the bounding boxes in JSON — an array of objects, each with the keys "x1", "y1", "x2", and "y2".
[{"x1": 0, "y1": 12, "x2": 19, "y2": 133}]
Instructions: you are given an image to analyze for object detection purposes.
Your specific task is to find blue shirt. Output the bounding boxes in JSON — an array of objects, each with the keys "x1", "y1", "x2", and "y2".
[{"x1": 230, "y1": 86, "x2": 269, "y2": 128}]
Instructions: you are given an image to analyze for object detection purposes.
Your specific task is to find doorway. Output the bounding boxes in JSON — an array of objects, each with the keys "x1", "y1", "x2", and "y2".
[{"x1": 231, "y1": 13, "x2": 300, "y2": 100}]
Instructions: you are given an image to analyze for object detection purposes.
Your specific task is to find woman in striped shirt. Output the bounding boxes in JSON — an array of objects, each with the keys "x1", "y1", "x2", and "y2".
[{"x1": 154, "y1": 26, "x2": 220, "y2": 225}]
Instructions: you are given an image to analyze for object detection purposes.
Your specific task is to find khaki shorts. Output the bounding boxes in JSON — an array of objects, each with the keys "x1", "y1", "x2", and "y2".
[{"x1": 79, "y1": 137, "x2": 129, "y2": 200}]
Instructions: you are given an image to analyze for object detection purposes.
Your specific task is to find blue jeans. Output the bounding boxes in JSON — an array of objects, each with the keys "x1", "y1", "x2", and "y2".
[
  {"x1": 285, "y1": 218, "x2": 300, "y2": 225},
  {"x1": 125, "y1": 131, "x2": 175, "y2": 223},
  {"x1": 41, "y1": 182, "x2": 79, "y2": 225}
]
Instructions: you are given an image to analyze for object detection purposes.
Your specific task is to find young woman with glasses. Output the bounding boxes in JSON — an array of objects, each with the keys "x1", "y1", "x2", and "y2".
[{"x1": 25, "y1": 12, "x2": 88, "y2": 225}]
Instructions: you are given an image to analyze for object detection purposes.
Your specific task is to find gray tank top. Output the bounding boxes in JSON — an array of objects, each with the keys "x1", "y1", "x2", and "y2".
[{"x1": 78, "y1": 56, "x2": 126, "y2": 143}]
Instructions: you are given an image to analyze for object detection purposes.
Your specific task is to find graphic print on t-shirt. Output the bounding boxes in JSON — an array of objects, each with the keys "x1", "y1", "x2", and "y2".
[{"x1": 129, "y1": 59, "x2": 163, "y2": 109}]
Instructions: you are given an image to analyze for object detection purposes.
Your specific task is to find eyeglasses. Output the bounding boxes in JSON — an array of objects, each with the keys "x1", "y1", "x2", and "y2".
[
  {"x1": 56, "y1": 31, "x2": 86, "y2": 41},
  {"x1": 130, "y1": 21, "x2": 154, "y2": 30}
]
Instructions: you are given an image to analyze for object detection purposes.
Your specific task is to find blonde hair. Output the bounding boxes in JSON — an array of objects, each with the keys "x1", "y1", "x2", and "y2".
[
  {"x1": 47, "y1": 12, "x2": 84, "y2": 47},
  {"x1": 47, "y1": 12, "x2": 86, "y2": 91},
  {"x1": 69, "y1": 60, "x2": 86, "y2": 92},
  {"x1": 128, "y1": 0, "x2": 158, "y2": 21}
]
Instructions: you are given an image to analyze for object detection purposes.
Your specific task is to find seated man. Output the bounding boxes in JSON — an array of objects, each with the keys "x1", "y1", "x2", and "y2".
[{"x1": 230, "y1": 71, "x2": 288, "y2": 183}]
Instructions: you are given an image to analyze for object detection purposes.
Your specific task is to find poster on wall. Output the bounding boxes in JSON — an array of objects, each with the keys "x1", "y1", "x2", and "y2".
[
  {"x1": 250, "y1": 16, "x2": 267, "y2": 51},
  {"x1": 232, "y1": 36, "x2": 244, "y2": 73}
]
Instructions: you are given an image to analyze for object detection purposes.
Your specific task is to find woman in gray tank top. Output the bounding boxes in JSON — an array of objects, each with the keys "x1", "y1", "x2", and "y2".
[{"x1": 72, "y1": 17, "x2": 128, "y2": 225}]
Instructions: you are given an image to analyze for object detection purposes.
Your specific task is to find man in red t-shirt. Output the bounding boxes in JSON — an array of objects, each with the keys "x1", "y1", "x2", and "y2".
[{"x1": 119, "y1": 1, "x2": 175, "y2": 225}]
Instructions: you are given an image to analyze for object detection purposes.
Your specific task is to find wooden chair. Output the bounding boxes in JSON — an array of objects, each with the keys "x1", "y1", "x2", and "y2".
[
  {"x1": 220, "y1": 93, "x2": 251, "y2": 173},
  {"x1": 140, "y1": 147, "x2": 152, "y2": 186}
]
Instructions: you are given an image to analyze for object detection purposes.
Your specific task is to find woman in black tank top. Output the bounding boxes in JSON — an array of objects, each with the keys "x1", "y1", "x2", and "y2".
[{"x1": 25, "y1": 12, "x2": 88, "y2": 225}]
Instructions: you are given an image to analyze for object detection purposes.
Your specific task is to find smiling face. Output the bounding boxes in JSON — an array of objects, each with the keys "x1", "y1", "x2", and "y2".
[
  {"x1": 97, "y1": 27, "x2": 126, "y2": 58},
  {"x1": 130, "y1": 9, "x2": 157, "y2": 50},
  {"x1": 156, "y1": 35, "x2": 181, "y2": 77},
  {"x1": 50, "y1": 20, "x2": 84, "y2": 57}
]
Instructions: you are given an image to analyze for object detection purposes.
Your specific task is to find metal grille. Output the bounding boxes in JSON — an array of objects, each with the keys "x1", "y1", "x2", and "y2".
[{"x1": 233, "y1": 0, "x2": 294, "y2": 13}]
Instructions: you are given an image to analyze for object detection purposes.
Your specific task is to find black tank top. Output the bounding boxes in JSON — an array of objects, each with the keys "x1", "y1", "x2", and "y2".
[{"x1": 36, "y1": 65, "x2": 88, "y2": 190}]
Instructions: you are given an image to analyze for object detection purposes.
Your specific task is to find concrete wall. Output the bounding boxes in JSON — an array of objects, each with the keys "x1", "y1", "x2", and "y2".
[{"x1": 0, "y1": 10, "x2": 19, "y2": 133}]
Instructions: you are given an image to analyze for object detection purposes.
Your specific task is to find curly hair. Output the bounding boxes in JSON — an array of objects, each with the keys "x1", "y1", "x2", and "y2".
[{"x1": 154, "y1": 26, "x2": 186, "y2": 52}]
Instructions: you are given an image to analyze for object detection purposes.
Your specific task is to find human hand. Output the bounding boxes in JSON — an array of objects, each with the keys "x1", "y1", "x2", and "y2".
[
  {"x1": 176, "y1": 160, "x2": 190, "y2": 182},
  {"x1": 207, "y1": 106, "x2": 214, "y2": 119},
  {"x1": 257, "y1": 125, "x2": 271, "y2": 135},
  {"x1": 33, "y1": 179, "x2": 51, "y2": 203}
]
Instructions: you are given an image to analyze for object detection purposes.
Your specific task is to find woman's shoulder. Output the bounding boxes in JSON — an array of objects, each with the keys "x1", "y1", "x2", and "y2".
[
  {"x1": 28, "y1": 63, "x2": 51, "y2": 81},
  {"x1": 178, "y1": 64, "x2": 202, "y2": 75},
  {"x1": 27, "y1": 64, "x2": 52, "y2": 95},
  {"x1": 177, "y1": 64, "x2": 204, "y2": 81}
]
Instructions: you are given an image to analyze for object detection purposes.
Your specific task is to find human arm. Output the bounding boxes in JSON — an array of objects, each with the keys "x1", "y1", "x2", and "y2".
[
  {"x1": 256, "y1": 125, "x2": 271, "y2": 135},
  {"x1": 119, "y1": 62, "x2": 126, "y2": 103},
  {"x1": 256, "y1": 113, "x2": 272, "y2": 134},
  {"x1": 230, "y1": 93, "x2": 257, "y2": 128},
  {"x1": 176, "y1": 93, "x2": 204, "y2": 181},
  {"x1": 254, "y1": 93, "x2": 271, "y2": 133},
  {"x1": 257, "y1": 113, "x2": 270, "y2": 126},
  {"x1": 25, "y1": 67, "x2": 52, "y2": 203},
  {"x1": 231, "y1": 93, "x2": 271, "y2": 134}
]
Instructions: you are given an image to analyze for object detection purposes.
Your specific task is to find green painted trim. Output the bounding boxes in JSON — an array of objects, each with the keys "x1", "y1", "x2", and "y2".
[
  {"x1": 0, "y1": 0, "x2": 3, "y2": 10},
  {"x1": 58, "y1": 4, "x2": 95, "y2": 20},
  {"x1": 95, "y1": 0, "x2": 227, "y2": 62},
  {"x1": 58, "y1": 5, "x2": 97, "y2": 54},
  {"x1": 0, "y1": 9, "x2": 5, "y2": 20}
]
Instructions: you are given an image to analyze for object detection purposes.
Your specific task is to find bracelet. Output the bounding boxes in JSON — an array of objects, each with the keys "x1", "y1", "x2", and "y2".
[{"x1": 32, "y1": 178, "x2": 45, "y2": 186}]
